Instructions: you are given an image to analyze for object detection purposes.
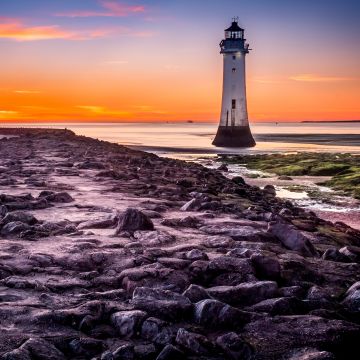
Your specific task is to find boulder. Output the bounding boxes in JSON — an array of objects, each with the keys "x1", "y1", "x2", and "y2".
[
  {"x1": 251, "y1": 254, "x2": 281, "y2": 280},
  {"x1": 185, "y1": 249, "x2": 208, "y2": 261},
  {"x1": 285, "y1": 348, "x2": 335, "y2": 360},
  {"x1": 182, "y1": 284, "x2": 210, "y2": 303},
  {"x1": 134, "y1": 230, "x2": 175, "y2": 246},
  {"x1": 115, "y1": 208, "x2": 154, "y2": 234},
  {"x1": 247, "y1": 297, "x2": 304, "y2": 316},
  {"x1": 156, "y1": 345, "x2": 184, "y2": 360},
  {"x1": 1, "y1": 221, "x2": 30, "y2": 236},
  {"x1": 180, "y1": 198, "x2": 202, "y2": 211},
  {"x1": 132, "y1": 287, "x2": 192, "y2": 321},
  {"x1": 112, "y1": 344, "x2": 134, "y2": 360},
  {"x1": 0, "y1": 211, "x2": 38, "y2": 226},
  {"x1": 111, "y1": 310, "x2": 147, "y2": 338},
  {"x1": 242, "y1": 315, "x2": 359, "y2": 359},
  {"x1": 339, "y1": 246, "x2": 360, "y2": 263},
  {"x1": 207, "y1": 281, "x2": 279, "y2": 306},
  {"x1": 78, "y1": 217, "x2": 116, "y2": 230},
  {"x1": 268, "y1": 220, "x2": 318, "y2": 257},
  {"x1": 216, "y1": 332, "x2": 253, "y2": 360},
  {"x1": 194, "y1": 299, "x2": 253, "y2": 329},
  {"x1": 175, "y1": 328, "x2": 214, "y2": 355},
  {"x1": 342, "y1": 281, "x2": 360, "y2": 312},
  {"x1": 141, "y1": 317, "x2": 176, "y2": 346}
]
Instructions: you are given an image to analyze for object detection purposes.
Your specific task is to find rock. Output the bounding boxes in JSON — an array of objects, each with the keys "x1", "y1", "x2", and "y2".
[
  {"x1": 232, "y1": 176, "x2": 246, "y2": 185},
  {"x1": 78, "y1": 217, "x2": 116, "y2": 230},
  {"x1": 1, "y1": 221, "x2": 31, "y2": 235},
  {"x1": 22, "y1": 338, "x2": 66, "y2": 360},
  {"x1": 134, "y1": 344, "x2": 157, "y2": 359},
  {"x1": 182, "y1": 284, "x2": 210, "y2": 303},
  {"x1": 207, "y1": 281, "x2": 279, "y2": 306},
  {"x1": 185, "y1": 249, "x2": 208, "y2": 261},
  {"x1": 268, "y1": 220, "x2": 318, "y2": 257},
  {"x1": 241, "y1": 315, "x2": 359, "y2": 359},
  {"x1": 200, "y1": 224, "x2": 263, "y2": 240},
  {"x1": 162, "y1": 216, "x2": 201, "y2": 228},
  {"x1": 180, "y1": 198, "x2": 202, "y2": 211},
  {"x1": 112, "y1": 344, "x2": 134, "y2": 360},
  {"x1": 286, "y1": 348, "x2": 335, "y2": 360},
  {"x1": 208, "y1": 256, "x2": 254, "y2": 277},
  {"x1": 251, "y1": 254, "x2": 281, "y2": 280},
  {"x1": 141, "y1": 317, "x2": 176, "y2": 346},
  {"x1": 111, "y1": 310, "x2": 147, "y2": 338},
  {"x1": 156, "y1": 345, "x2": 184, "y2": 360},
  {"x1": 44, "y1": 191, "x2": 74, "y2": 203},
  {"x1": 218, "y1": 163, "x2": 228, "y2": 171},
  {"x1": 69, "y1": 338, "x2": 103, "y2": 357},
  {"x1": 115, "y1": 208, "x2": 154, "y2": 234},
  {"x1": 278, "y1": 175, "x2": 293, "y2": 181},
  {"x1": 247, "y1": 296, "x2": 303, "y2": 315},
  {"x1": 0, "y1": 211, "x2": 38, "y2": 226},
  {"x1": 264, "y1": 184, "x2": 276, "y2": 196},
  {"x1": 339, "y1": 246, "x2": 360, "y2": 263},
  {"x1": 194, "y1": 299, "x2": 253, "y2": 329},
  {"x1": 175, "y1": 328, "x2": 214, "y2": 355},
  {"x1": 203, "y1": 235, "x2": 234, "y2": 248},
  {"x1": 132, "y1": 287, "x2": 192, "y2": 321},
  {"x1": 322, "y1": 248, "x2": 350, "y2": 263},
  {"x1": 216, "y1": 332, "x2": 253, "y2": 360},
  {"x1": 134, "y1": 230, "x2": 175, "y2": 246},
  {"x1": 2, "y1": 338, "x2": 65, "y2": 360},
  {"x1": 342, "y1": 281, "x2": 360, "y2": 312}
]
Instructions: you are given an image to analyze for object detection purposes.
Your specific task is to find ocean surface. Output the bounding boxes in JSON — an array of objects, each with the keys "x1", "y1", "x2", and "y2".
[{"x1": 3, "y1": 122, "x2": 360, "y2": 158}]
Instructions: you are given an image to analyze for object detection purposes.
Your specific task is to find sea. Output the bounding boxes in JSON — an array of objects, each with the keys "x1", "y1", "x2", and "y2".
[{"x1": 3, "y1": 122, "x2": 360, "y2": 159}]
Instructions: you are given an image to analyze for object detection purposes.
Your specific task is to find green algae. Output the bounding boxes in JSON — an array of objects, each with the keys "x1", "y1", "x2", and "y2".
[{"x1": 220, "y1": 153, "x2": 360, "y2": 199}]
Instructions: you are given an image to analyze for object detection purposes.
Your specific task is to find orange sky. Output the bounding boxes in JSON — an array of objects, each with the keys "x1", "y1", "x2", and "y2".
[{"x1": 0, "y1": 0, "x2": 359, "y2": 123}]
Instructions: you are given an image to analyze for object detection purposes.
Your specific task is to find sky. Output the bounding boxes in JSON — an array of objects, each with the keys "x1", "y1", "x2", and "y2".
[{"x1": 0, "y1": 0, "x2": 359, "y2": 122}]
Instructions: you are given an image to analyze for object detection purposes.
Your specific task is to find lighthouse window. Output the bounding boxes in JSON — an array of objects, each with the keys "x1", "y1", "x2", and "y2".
[
  {"x1": 232, "y1": 99, "x2": 236, "y2": 109},
  {"x1": 232, "y1": 55, "x2": 236, "y2": 60},
  {"x1": 232, "y1": 68, "x2": 236, "y2": 73}
]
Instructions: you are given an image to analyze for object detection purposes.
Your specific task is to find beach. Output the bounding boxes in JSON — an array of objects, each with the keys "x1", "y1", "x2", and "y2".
[{"x1": 0, "y1": 128, "x2": 359, "y2": 359}]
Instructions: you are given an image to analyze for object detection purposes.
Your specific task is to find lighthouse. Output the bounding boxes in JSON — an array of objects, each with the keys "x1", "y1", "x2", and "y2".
[{"x1": 213, "y1": 19, "x2": 256, "y2": 148}]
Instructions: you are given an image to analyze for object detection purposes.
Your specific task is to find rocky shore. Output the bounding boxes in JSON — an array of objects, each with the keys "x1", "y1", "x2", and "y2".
[{"x1": 0, "y1": 128, "x2": 359, "y2": 360}]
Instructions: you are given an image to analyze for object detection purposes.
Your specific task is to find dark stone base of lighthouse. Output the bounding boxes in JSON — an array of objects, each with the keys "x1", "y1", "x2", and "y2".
[{"x1": 212, "y1": 125, "x2": 256, "y2": 148}]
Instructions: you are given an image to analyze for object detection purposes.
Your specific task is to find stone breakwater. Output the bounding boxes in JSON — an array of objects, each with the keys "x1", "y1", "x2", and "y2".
[{"x1": 0, "y1": 129, "x2": 359, "y2": 360}]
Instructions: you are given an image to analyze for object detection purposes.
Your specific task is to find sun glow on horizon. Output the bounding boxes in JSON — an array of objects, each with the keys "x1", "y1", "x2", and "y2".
[{"x1": 0, "y1": 0, "x2": 359, "y2": 123}]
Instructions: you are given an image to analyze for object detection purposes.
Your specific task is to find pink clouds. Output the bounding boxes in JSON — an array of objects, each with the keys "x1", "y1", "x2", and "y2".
[
  {"x1": 0, "y1": 18, "x2": 152, "y2": 41},
  {"x1": 56, "y1": 1, "x2": 145, "y2": 18},
  {"x1": 0, "y1": 21, "x2": 76, "y2": 41}
]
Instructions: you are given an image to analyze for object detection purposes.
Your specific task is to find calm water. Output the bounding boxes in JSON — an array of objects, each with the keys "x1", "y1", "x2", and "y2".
[{"x1": 2, "y1": 122, "x2": 360, "y2": 156}]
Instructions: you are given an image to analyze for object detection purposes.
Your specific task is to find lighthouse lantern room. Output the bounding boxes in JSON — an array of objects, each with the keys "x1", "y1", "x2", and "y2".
[{"x1": 213, "y1": 18, "x2": 256, "y2": 148}]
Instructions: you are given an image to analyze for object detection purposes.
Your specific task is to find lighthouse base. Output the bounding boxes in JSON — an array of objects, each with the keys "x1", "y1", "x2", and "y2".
[{"x1": 212, "y1": 125, "x2": 256, "y2": 148}]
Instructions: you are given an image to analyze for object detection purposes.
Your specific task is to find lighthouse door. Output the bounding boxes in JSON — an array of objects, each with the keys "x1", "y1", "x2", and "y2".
[{"x1": 231, "y1": 99, "x2": 236, "y2": 127}]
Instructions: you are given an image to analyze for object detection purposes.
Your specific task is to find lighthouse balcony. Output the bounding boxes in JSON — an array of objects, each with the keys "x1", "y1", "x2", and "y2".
[{"x1": 220, "y1": 39, "x2": 250, "y2": 53}]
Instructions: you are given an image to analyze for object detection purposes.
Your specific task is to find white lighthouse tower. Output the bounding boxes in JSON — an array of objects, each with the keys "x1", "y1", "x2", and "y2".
[{"x1": 213, "y1": 18, "x2": 256, "y2": 148}]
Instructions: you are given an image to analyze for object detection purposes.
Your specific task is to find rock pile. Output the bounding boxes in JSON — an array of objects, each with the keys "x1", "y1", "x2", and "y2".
[{"x1": 0, "y1": 129, "x2": 359, "y2": 359}]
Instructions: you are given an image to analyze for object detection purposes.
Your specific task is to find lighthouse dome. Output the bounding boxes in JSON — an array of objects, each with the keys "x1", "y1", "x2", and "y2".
[
  {"x1": 224, "y1": 19, "x2": 244, "y2": 40},
  {"x1": 225, "y1": 21, "x2": 244, "y2": 32}
]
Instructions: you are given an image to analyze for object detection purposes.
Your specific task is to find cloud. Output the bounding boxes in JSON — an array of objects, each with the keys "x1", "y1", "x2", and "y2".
[
  {"x1": 77, "y1": 105, "x2": 130, "y2": 116},
  {"x1": 289, "y1": 74, "x2": 355, "y2": 82},
  {"x1": 15, "y1": 90, "x2": 41, "y2": 94},
  {"x1": 0, "y1": 19, "x2": 142, "y2": 41},
  {"x1": 0, "y1": 110, "x2": 19, "y2": 119},
  {"x1": 56, "y1": 1, "x2": 145, "y2": 18},
  {"x1": 0, "y1": 19, "x2": 115, "y2": 41}
]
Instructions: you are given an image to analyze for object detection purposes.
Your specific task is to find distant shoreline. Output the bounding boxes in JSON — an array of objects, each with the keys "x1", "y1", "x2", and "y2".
[{"x1": 301, "y1": 120, "x2": 360, "y2": 123}]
